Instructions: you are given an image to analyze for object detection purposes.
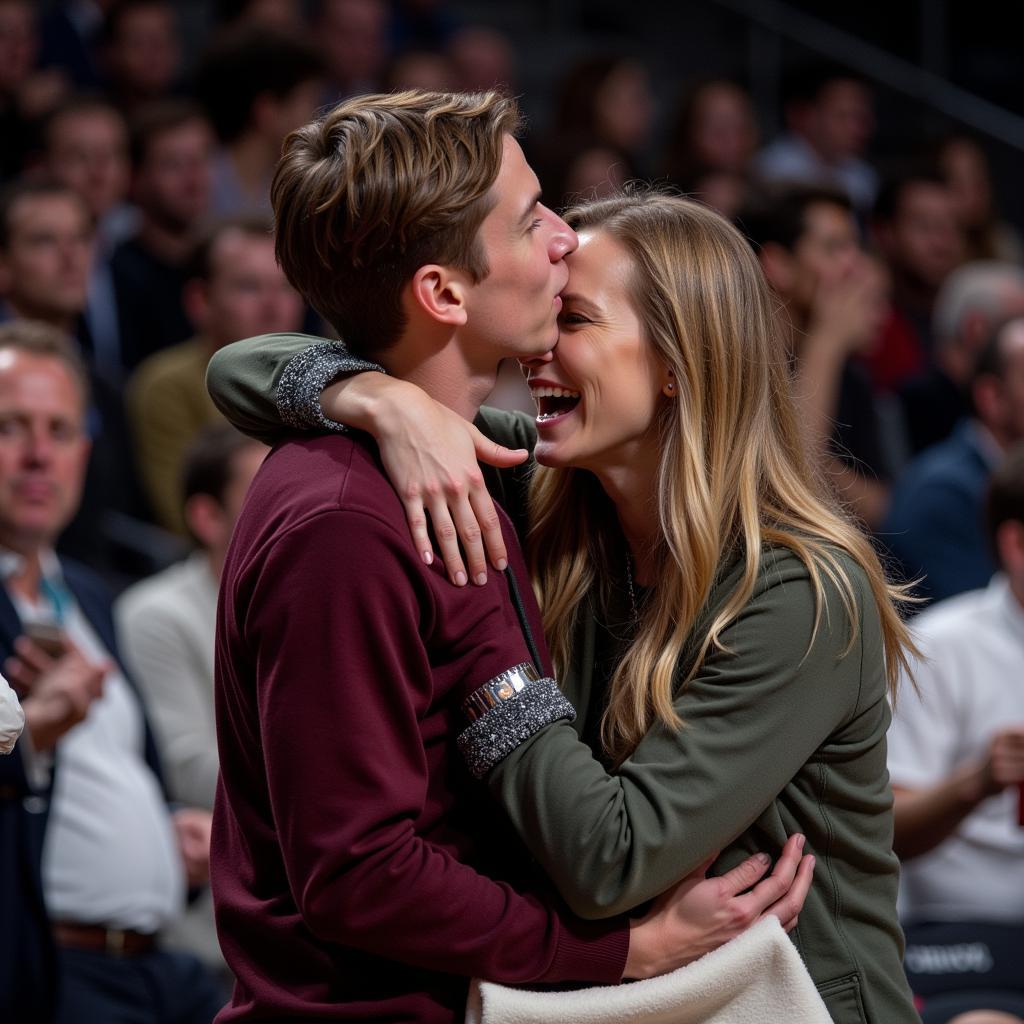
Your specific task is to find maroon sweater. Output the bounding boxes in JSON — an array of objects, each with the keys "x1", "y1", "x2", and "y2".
[{"x1": 211, "y1": 433, "x2": 629, "y2": 1022}]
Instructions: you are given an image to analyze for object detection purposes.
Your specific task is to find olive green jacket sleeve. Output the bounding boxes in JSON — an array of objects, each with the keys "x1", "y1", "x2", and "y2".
[
  {"x1": 487, "y1": 549, "x2": 882, "y2": 920},
  {"x1": 204, "y1": 331, "x2": 538, "y2": 532}
]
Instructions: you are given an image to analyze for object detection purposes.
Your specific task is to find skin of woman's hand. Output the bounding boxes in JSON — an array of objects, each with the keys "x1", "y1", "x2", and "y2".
[
  {"x1": 622, "y1": 833, "x2": 814, "y2": 980},
  {"x1": 323, "y1": 375, "x2": 528, "y2": 585}
]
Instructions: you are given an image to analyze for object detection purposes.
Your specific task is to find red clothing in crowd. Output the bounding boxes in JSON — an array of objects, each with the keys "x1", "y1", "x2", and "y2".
[{"x1": 211, "y1": 433, "x2": 629, "y2": 1022}]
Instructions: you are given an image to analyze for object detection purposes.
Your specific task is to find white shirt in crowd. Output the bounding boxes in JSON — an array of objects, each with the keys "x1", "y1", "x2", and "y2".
[
  {"x1": 0, "y1": 671, "x2": 24, "y2": 754},
  {"x1": 3, "y1": 550, "x2": 184, "y2": 933},
  {"x1": 888, "y1": 574, "x2": 1024, "y2": 924}
]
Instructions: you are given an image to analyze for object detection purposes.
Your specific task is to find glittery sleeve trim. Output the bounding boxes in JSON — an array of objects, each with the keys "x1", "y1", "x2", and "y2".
[
  {"x1": 276, "y1": 340, "x2": 386, "y2": 433},
  {"x1": 457, "y1": 678, "x2": 576, "y2": 780}
]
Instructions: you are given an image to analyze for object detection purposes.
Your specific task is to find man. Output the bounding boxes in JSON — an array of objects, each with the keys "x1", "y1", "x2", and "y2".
[
  {"x1": 866, "y1": 167, "x2": 965, "y2": 392},
  {"x1": 195, "y1": 24, "x2": 322, "y2": 218},
  {"x1": 888, "y1": 444, "x2": 1024, "y2": 1021},
  {"x1": 99, "y1": 0, "x2": 182, "y2": 116},
  {"x1": 0, "y1": 320, "x2": 223, "y2": 1023},
  {"x1": 741, "y1": 185, "x2": 892, "y2": 528},
  {"x1": 112, "y1": 100, "x2": 215, "y2": 369},
  {"x1": 116, "y1": 425, "x2": 266, "y2": 975},
  {"x1": 899, "y1": 261, "x2": 1024, "y2": 455},
  {"x1": 43, "y1": 96, "x2": 135, "y2": 384},
  {"x1": 210, "y1": 90, "x2": 808, "y2": 1023},
  {"x1": 754, "y1": 63, "x2": 878, "y2": 213},
  {"x1": 883, "y1": 316, "x2": 1024, "y2": 603},
  {"x1": 127, "y1": 217, "x2": 302, "y2": 533},
  {"x1": 0, "y1": 178, "x2": 147, "y2": 576}
]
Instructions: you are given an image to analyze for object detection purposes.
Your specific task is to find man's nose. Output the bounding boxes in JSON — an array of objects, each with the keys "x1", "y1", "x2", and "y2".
[
  {"x1": 518, "y1": 349, "x2": 555, "y2": 369},
  {"x1": 548, "y1": 211, "x2": 578, "y2": 261}
]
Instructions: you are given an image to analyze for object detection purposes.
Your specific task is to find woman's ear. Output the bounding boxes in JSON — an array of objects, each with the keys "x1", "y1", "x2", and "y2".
[{"x1": 409, "y1": 264, "x2": 469, "y2": 327}]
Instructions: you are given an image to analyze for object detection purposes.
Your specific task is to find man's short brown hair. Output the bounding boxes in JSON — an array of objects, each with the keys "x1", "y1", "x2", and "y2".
[{"x1": 271, "y1": 89, "x2": 521, "y2": 355}]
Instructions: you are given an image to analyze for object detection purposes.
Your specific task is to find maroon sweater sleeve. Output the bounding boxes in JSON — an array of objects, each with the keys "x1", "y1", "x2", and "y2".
[{"x1": 242, "y1": 506, "x2": 628, "y2": 985}]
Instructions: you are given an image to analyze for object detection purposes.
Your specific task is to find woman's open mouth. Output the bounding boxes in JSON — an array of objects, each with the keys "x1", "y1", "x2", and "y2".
[{"x1": 531, "y1": 385, "x2": 581, "y2": 423}]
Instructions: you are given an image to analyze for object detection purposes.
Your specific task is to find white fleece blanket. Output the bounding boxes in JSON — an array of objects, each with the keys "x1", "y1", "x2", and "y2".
[{"x1": 466, "y1": 916, "x2": 833, "y2": 1024}]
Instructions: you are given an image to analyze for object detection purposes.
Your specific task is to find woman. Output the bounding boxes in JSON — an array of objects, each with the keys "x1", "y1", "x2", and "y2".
[{"x1": 208, "y1": 193, "x2": 919, "y2": 1023}]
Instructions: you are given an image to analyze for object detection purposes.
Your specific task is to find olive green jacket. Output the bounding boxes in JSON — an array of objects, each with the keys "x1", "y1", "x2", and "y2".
[{"x1": 206, "y1": 333, "x2": 920, "y2": 1024}]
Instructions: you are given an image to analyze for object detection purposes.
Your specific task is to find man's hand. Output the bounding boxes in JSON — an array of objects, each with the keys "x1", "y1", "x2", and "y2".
[
  {"x1": 173, "y1": 808, "x2": 213, "y2": 888},
  {"x1": 322, "y1": 373, "x2": 528, "y2": 586},
  {"x1": 623, "y1": 834, "x2": 814, "y2": 980},
  {"x1": 808, "y1": 257, "x2": 887, "y2": 358},
  {"x1": 980, "y1": 726, "x2": 1024, "y2": 797},
  {"x1": 4, "y1": 637, "x2": 107, "y2": 752}
]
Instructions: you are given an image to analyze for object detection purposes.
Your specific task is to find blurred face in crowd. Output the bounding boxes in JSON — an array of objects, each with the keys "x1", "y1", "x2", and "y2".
[
  {"x1": 940, "y1": 137, "x2": 993, "y2": 230},
  {"x1": 690, "y1": 82, "x2": 758, "y2": 173},
  {"x1": 795, "y1": 79, "x2": 874, "y2": 164},
  {"x1": 188, "y1": 230, "x2": 303, "y2": 348},
  {"x1": 253, "y1": 79, "x2": 323, "y2": 149},
  {"x1": 791, "y1": 200, "x2": 863, "y2": 301},
  {"x1": 47, "y1": 106, "x2": 130, "y2": 221},
  {"x1": 317, "y1": 0, "x2": 389, "y2": 87},
  {"x1": 0, "y1": 193, "x2": 94, "y2": 326},
  {"x1": 881, "y1": 182, "x2": 964, "y2": 290},
  {"x1": 106, "y1": 2, "x2": 181, "y2": 97},
  {"x1": 984, "y1": 322, "x2": 1024, "y2": 446},
  {"x1": 0, "y1": 350, "x2": 89, "y2": 552},
  {"x1": 135, "y1": 117, "x2": 213, "y2": 231},
  {"x1": 0, "y1": 0, "x2": 36, "y2": 93},
  {"x1": 594, "y1": 61, "x2": 654, "y2": 154}
]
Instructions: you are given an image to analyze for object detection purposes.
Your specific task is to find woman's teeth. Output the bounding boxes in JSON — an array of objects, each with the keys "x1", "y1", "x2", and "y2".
[{"x1": 531, "y1": 386, "x2": 581, "y2": 421}]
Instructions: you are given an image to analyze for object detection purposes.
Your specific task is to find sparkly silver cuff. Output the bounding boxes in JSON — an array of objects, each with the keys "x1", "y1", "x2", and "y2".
[
  {"x1": 276, "y1": 340, "x2": 386, "y2": 433},
  {"x1": 457, "y1": 678, "x2": 575, "y2": 780}
]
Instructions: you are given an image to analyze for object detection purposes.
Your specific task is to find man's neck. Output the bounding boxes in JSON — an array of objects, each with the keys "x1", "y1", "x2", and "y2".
[
  {"x1": 137, "y1": 217, "x2": 195, "y2": 267},
  {"x1": 6, "y1": 300, "x2": 76, "y2": 335},
  {"x1": 379, "y1": 332, "x2": 498, "y2": 422}
]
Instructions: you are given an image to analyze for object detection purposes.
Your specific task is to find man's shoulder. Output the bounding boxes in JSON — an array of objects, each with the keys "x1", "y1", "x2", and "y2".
[
  {"x1": 115, "y1": 557, "x2": 207, "y2": 625},
  {"x1": 911, "y1": 583, "x2": 1003, "y2": 645},
  {"x1": 129, "y1": 338, "x2": 205, "y2": 395},
  {"x1": 891, "y1": 426, "x2": 988, "y2": 503}
]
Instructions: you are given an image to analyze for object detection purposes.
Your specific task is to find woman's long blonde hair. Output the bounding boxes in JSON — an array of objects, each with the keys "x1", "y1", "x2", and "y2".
[{"x1": 527, "y1": 192, "x2": 915, "y2": 765}]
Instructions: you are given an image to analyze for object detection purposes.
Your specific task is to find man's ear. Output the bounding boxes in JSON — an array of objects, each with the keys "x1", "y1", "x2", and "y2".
[{"x1": 409, "y1": 264, "x2": 469, "y2": 327}]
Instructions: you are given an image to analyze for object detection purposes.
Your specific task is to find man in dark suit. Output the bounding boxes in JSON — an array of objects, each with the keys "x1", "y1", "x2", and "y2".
[
  {"x1": 883, "y1": 315, "x2": 1024, "y2": 604},
  {"x1": 0, "y1": 319, "x2": 223, "y2": 1023}
]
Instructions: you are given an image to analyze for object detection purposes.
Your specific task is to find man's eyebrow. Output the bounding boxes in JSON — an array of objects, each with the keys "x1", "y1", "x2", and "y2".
[{"x1": 518, "y1": 191, "x2": 543, "y2": 227}]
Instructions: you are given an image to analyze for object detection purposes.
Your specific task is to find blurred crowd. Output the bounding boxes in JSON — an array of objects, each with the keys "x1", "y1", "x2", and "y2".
[{"x1": 0, "y1": 1, "x2": 1022, "y2": 1023}]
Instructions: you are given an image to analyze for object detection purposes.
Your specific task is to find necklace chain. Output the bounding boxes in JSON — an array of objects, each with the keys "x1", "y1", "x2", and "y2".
[{"x1": 624, "y1": 553, "x2": 640, "y2": 627}]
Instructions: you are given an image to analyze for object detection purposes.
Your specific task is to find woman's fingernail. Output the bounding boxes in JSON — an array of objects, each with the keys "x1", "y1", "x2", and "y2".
[
  {"x1": 422, "y1": 550, "x2": 433, "y2": 565},
  {"x1": 756, "y1": 852, "x2": 771, "y2": 865},
  {"x1": 475, "y1": 573, "x2": 487, "y2": 586},
  {"x1": 496, "y1": 558, "x2": 508, "y2": 571},
  {"x1": 797, "y1": 835, "x2": 806, "y2": 850},
  {"x1": 455, "y1": 571, "x2": 467, "y2": 586}
]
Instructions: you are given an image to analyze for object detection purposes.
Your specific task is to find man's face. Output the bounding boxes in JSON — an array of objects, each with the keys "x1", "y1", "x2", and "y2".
[
  {"x1": 790, "y1": 200, "x2": 862, "y2": 308},
  {"x1": 136, "y1": 119, "x2": 213, "y2": 231},
  {"x1": 460, "y1": 135, "x2": 578, "y2": 360},
  {"x1": 197, "y1": 231, "x2": 304, "y2": 347},
  {"x1": 808, "y1": 79, "x2": 873, "y2": 163},
  {"x1": 107, "y1": 3, "x2": 180, "y2": 97},
  {"x1": 0, "y1": 350, "x2": 90, "y2": 550},
  {"x1": 997, "y1": 325, "x2": 1024, "y2": 444},
  {"x1": 886, "y1": 182, "x2": 964, "y2": 290},
  {"x1": 47, "y1": 109, "x2": 130, "y2": 220},
  {"x1": 0, "y1": 194, "x2": 94, "y2": 322}
]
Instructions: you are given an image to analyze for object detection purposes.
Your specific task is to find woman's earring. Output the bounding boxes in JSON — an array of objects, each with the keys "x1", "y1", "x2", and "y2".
[{"x1": 662, "y1": 379, "x2": 675, "y2": 397}]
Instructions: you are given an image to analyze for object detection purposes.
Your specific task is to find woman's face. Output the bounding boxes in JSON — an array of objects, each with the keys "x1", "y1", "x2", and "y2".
[{"x1": 521, "y1": 229, "x2": 666, "y2": 472}]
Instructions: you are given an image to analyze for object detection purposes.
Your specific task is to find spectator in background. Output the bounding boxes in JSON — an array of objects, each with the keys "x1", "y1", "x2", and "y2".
[
  {"x1": 115, "y1": 424, "x2": 266, "y2": 981},
  {"x1": 195, "y1": 25, "x2": 323, "y2": 218},
  {"x1": 741, "y1": 185, "x2": 892, "y2": 528},
  {"x1": 883, "y1": 316, "x2": 1024, "y2": 604},
  {"x1": 900, "y1": 262, "x2": 1024, "y2": 455},
  {"x1": 447, "y1": 25, "x2": 515, "y2": 94},
  {"x1": 112, "y1": 101, "x2": 214, "y2": 371},
  {"x1": 382, "y1": 48, "x2": 458, "y2": 93},
  {"x1": 0, "y1": 0, "x2": 69, "y2": 180},
  {"x1": 127, "y1": 218, "x2": 302, "y2": 534},
  {"x1": 888, "y1": 443, "x2": 1024, "y2": 1024},
  {"x1": 314, "y1": 0, "x2": 391, "y2": 102},
  {"x1": 214, "y1": 0, "x2": 306, "y2": 31},
  {"x1": 98, "y1": 0, "x2": 182, "y2": 117},
  {"x1": 936, "y1": 133, "x2": 1024, "y2": 264},
  {"x1": 867, "y1": 167, "x2": 965, "y2": 392},
  {"x1": 0, "y1": 179, "x2": 148, "y2": 579},
  {"x1": 42, "y1": 96, "x2": 134, "y2": 383},
  {"x1": 665, "y1": 79, "x2": 758, "y2": 180},
  {"x1": 0, "y1": 320, "x2": 222, "y2": 1024},
  {"x1": 37, "y1": 0, "x2": 110, "y2": 93},
  {"x1": 546, "y1": 55, "x2": 656, "y2": 177},
  {"x1": 754, "y1": 63, "x2": 878, "y2": 214}
]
